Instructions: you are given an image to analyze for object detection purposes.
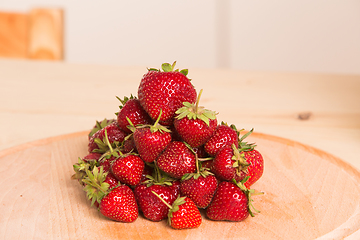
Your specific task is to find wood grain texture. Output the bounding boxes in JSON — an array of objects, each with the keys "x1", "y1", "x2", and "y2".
[
  {"x1": 0, "y1": 8, "x2": 63, "y2": 60},
  {"x1": 1, "y1": 131, "x2": 360, "y2": 240},
  {"x1": 28, "y1": 8, "x2": 64, "y2": 60},
  {"x1": 0, "y1": 11, "x2": 28, "y2": 58}
]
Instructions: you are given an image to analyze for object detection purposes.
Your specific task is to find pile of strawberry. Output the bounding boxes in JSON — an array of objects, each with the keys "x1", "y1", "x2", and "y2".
[{"x1": 72, "y1": 62, "x2": 264, "y2": 229}]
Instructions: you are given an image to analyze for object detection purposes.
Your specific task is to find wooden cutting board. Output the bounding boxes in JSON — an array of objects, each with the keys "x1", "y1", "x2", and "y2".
[{"x1": 1, "y1": 131, "x2": 360, "y2": 240}]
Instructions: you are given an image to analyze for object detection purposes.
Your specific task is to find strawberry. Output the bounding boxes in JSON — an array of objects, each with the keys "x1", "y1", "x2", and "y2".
[
  {"x1": 110, "y1": 152, "x2": 145, "y2": 186},
  {"x1": 180, "y1": 170, "x2": 218, "y2": 209},
  {"x1": 152, "y1": 192, "x2": 202, "y2": 229},
  {"x1": 240, "y1": 149, "x2": 264, "y2": 188},
  {"x1": 138, "y1": 62, "x2": 197, "y2": 126},
  {"x1": 211, "y1": 144, "x2": 249, "y2": 182},
  {"x1": 100, "y1": 185, "x2": 138, "y2": 222},
  {"x1": 156, "y1": 141, "x2": 196, "y2": 179},
  {"x1": 116, "y1": 95, "x2": 152, "y2": 134},
  {"x1": 88, "y1": 118, "x2": 116, "y2": 139},
  {"x1": 88, "y1": 122, "x2": 127, "y2": 153},
  {"x1": 134, "y1": 164, "x2": 179, "y2": 221},
  {"x1": 236, "y1": 129, "x2": 264, "y2": 188},
  {"x1": 83, "y1": 166, "x2": 138, "y2": 222},
  {"x1": 206, "y1": 179, "x2": 260, "y2": 221},
  {"x1": 204, "y1": 123, "x2": 239, "y2": 156},
  {"x1": 134, "y1": 184, "x2": 178, "y2": 222},
  {"x1": 174, "y1": 89, "x2": 217, "y2": 148},
  {"x1": 131, "y1": 110, "x2": 172, "y2": 163}
]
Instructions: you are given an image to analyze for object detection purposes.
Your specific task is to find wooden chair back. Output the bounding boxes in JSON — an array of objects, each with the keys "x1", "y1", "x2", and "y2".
[{"x1": 0, "y1": 8, "x2": 64, "y2": 60}]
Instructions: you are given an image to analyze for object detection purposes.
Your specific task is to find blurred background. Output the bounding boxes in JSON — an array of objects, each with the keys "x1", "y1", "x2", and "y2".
[{"x1": 0, "y1": 0, "x2": 360, "y2": 75}]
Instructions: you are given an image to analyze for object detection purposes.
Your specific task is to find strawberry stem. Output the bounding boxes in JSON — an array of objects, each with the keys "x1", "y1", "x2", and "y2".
[
  {"x1": 151, "y1": 191, "x2": 173, "y2": 209},
  {"x1": 194, "y1": 89, "x2": 203, "y2": 113}
]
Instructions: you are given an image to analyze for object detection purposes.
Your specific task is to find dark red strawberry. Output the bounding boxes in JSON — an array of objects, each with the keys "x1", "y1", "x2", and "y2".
[
  {"x1": 122, "y1": 135, "x2": 137, "y2": 154},
  {"x1": 88, "y1": 118, "x2": 116, "y2": 139},
  {"x1": 204, "y1": 123, "x2": 239, "y2": 156},
  {"x1": 100, "y1": 185, "x2": 139, "y2": 222},
  {"x1": 174, "y1": 89, "x2": 217, "y2": 148},
  {"x1": 138, "y1": 62, "x2": 197, "y2": 126},
  {"x1": 206, "y1": 179, "x2": 260, "y2": 221},
  {"x1": 110, "y1": 153, "x2": 145, "y2": 187},
  {"x1": 131, "y1": 110, "x2": 172, "y2": 163},
  {"x1": 134, "y1": 184, "x2": 178, "y2": 222},
  {"x1": 88, "y1": 122, "x2": 127, "y2": 153},
  {"x1": 116, "y1": 95, "x2": 152, "y2": 134},
  {"x1": 156, "y1": 141, "x2": 196, "y2": 179},
  {"x1": 152, "y1": 192, "x2": 202, "y2": 229},
  {"x1": 211, "y1": 144, "x2": 249, "y2": 182}
]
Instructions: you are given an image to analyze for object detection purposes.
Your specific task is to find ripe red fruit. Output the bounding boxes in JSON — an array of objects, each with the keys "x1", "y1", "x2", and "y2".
[
  {"x1": 116, "y1": 95, "x2": 153, "y2": 134},
  {"x1": 152, "y1": 192, "x2": 202, "y2": 229},
  {"x1": 137, "y1": 62, "x2": 197, "y2": 126},
  {"x1": 134, "y1": 184, "x2": 178, "y2": 222},
  {"x1": 111, "y1": 153, "x2": 145, "y2": 186},
  {"x1": 88, "y1": 118, "x2": 116, "y2": 139},
  {"x1": 131, "y1": 110, "x2": 172, "y2": 163},
  {"x1": 156, "y1": 141, "x2": 196, "y2": 179},
  {"x1": 100, "y1": 185, "x2": 139, "y2": 223},
  {"x1": 204, "y1": 123, "x2": 239, "y2": 156},
  {"x1": 174, "y1": 89, "x2": 217, "y2": 148},
  {"x1": 180, "y1": 174, "x2": 218, "y2": 209},
  {"x1": 211, "y1": 144, "x2": 248, "y2": 182},
  {"x1": 240, "y1": 149, "x2": 264, "y2": 188},
  {"x1": 206, "y1": 180, "x2": 259, "y2": 222},
  {"x1": 88, "y1": 122, "x2": 127, "y2": 153}
]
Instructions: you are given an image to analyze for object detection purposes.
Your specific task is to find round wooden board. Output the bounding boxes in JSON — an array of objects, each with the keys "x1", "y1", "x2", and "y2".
[{"x1": 1, "y1": 131, "x2": 360, "y2": 240}]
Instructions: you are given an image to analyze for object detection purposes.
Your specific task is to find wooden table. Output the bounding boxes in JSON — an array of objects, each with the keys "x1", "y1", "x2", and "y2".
[{"x1": 1, "y1": 59, "x2": 360, "y2": 239}]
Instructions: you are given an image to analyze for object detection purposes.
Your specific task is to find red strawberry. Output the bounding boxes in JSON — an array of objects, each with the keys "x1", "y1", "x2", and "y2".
[
  {"x1": 153, "y1": 192, "x2": 202, "y2": 229},
  {"x1": 206, "y1": 180, "x2": 260, "y2": 221},
  {"x1": 156, "y1": 141, "x2": 196, "y2": 179},
  {"x1": 104, "y1": 171, "x2": 120, "y2": 190},
  {"x1": 204, "y1": 123, "x2": 239, "y2": 156},
  {"x1": 138, "y1": 62, "x2": 197, "y2": 126},
  {"x1": 100, "y1": 185, "x2": 139, "y2": 222},
  {"x1": 88, "y1": 118, "x2": 116, "y2": 139},
  {"x1": 131, "y1": 110, "x2": 172, "y2": 163},
  {"x1": 211, "y1": 144, "x2": 249, "y2": 182},
  {"x1": 82, "y1": 166, "x2": 139, "y2": 222},
  {"x1": 88, "y1": 122, "x2": 127, "y2": 153},
  {"x1": 111, "y1": 153, "x2": 145, "y2": 186},
  {"x1": 134, "y1": 164, "x2": 179, "y2": 221},
  {"x1": 134, "y1": 184, "x2": 178, "y2": 222},
  {"x1": 116, "y1": 95, "x2": 152, "y2": 134},
  {"x1": 174, "y1": 89, "x2": 217, "y2": 148},
  {"x1": 240, "y1": 149, "x2": 264, "y2": 188},
  {"x1": 180, "y1": 173, "x2": 218, "y2": 209}
]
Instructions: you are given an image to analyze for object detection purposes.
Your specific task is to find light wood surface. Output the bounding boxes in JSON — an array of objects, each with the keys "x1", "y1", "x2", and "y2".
[
  {"x1": 0, "y1": 8, "x2": 63, "y2": 60},
  {"x1": 1, "y1": 131, "x2": 360, "y2": 240},
  {"x1": 0, "y1": 59, "x2": 360, "y2": 239}
]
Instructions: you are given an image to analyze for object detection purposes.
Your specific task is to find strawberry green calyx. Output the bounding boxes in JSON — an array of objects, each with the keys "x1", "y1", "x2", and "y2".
[
  {"x1": 83, "y1": 166, "x2": 110, "y2": 206},
  {"x1": 231, "y1": 143, "x2": 250, "y2": 175},
  {"x1": 143, "y1": 163, "x2": 174, "y2": 187},
  {"x1": 72, "y1": 157, "x2": 98, "y2": 182},
  {"x1": 232, "y1": 178, "x2": 263, "y2": 217},
  {"x1": 175, "y1": 89, "x2": 217, "y2": 126},
  {"x1": 128, "y1": 109, "x2": 171, "y2": 134},
  {"x1": 148, "y1": 61, "x2": 189, "y2": 76}
]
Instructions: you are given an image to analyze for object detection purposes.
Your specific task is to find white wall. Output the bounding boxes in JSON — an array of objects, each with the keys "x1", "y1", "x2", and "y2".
[{"x1": 1, "y1": 0, "x2": 359, "y2": 74}]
